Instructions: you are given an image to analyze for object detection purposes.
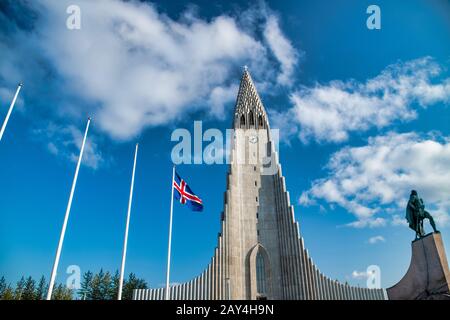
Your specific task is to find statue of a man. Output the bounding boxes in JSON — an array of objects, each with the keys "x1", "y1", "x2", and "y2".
[{"x1": 406, "y1": 190, "x2": 438, "y2": 239}]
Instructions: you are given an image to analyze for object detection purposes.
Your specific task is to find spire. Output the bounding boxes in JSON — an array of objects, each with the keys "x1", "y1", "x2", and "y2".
[{"x1": 233, "y1": 67, "x2": 269, "y2": 129}]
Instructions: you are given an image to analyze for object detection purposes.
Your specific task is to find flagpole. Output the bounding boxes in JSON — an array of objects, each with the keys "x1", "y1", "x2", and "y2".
[
  {"x1": 118, "y1": 143, "x2": 139, "y2": 300},
  {"x1": 165, "y1": 165, "x2": 176, "y2": 300},
  {"x1": 46, "y1": 117, "x2": 91, "y2": 300},
  {"x1": 0, "y1": 83, "x2": 23, "y2": 142}
]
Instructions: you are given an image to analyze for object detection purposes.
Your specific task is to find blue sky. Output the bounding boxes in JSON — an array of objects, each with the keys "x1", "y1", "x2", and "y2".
[{"x1": 0, "y1": 0, "x2": 450, "y2": 290}]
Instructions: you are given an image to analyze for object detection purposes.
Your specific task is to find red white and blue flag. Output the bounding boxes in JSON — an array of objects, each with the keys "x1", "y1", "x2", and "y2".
[{"x1": 173, "y1": 171, "x2": 203, "y2": 212}]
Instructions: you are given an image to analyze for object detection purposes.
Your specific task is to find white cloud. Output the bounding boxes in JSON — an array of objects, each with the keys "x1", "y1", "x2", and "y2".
[
  {"x1": 351, "y1": 270, "x2": 370, "y2": 280},
  {"x1": 300, "y1": 132, "x2": 450, "y2": 228},
  {"x1": 0, "y1": 87, "x2": 13, "y2": 106},
  {"x1": 368, "y1": 235, "x2": 386, "y2": 244},
  {"x1": 35, "y1": 123, "x2": 104, "y2": 170},
  {"x1": 263, "y1": 15, "x2": 298, "y2": 86},
  {"x1": 279, "y1": 57, "x2": 450, "y2": 143},
  {"x1": 0, "y1": 85, "x2": 25, "y2": 112},
  {"x1": 0, "y1": 0, "x2": 299, "y2": 142},
  {"x1": 391, "y1": 214, "x2": 408, "y2": 227},
  {"x1": 207, "y1": 85, "x2": 239, "y2": 119},
  {"x1": 47, "y1": 142, "x2": 59, "y2": 156},
  {"x1": 347, "y1": 218, "x2": 387, "y2": 229}
]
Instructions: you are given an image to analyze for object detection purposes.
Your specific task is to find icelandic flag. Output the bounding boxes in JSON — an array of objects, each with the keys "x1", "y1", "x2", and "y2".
[{"x1": 173, "y1": 171, "x2": 203, "y2": 212}]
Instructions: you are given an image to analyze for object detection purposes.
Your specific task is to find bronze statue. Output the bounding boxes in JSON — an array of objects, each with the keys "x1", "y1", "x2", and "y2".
[{"x1": 406, "y1": 190, "x2": 439, "y2": 239}]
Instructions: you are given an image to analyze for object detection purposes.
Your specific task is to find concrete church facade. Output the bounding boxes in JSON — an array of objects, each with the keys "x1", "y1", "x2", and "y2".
[{"x1": 134, "y1": 69, "x2": 386, "y2": 300}]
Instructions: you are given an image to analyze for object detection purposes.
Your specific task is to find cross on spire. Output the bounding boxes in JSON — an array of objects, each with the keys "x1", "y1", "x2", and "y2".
[{"x1": 233, "y1": 67, "x2": 268, "y2": 129}]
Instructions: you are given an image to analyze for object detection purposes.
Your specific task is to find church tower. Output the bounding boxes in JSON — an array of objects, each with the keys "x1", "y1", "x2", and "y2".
[{"x1": 134, "y1": 68, "x2": 386, "y2": 300}]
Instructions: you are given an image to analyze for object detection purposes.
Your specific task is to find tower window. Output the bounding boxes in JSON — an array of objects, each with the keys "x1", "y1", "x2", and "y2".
[
  {"x1": 256, "y1": 196, "x2": 258, "y2": 202},
  {"x1": 240, "y1": 115, "x2": 245, "y2": 127},
  {"x1": 256, "y1": 251, "x2": 266, "y2": 294},
  {"x1": 255, "y1": 181, "x2": 257, "y2": 186},
  {"x1": 249, "y1": 111, "x2": 255, "y2": 126},
  {"x1": 258, "y1": 116, "x2": 263, "y2": 127}
]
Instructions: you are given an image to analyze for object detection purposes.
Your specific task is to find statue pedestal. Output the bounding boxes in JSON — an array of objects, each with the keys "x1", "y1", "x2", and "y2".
[{"x1": 387, "y1": 232, "x2": 450, "y2": 300}]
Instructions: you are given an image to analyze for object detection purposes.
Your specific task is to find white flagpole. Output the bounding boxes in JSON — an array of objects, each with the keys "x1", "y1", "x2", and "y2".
[
  {"x1": 46, "y1": 117, "x2": 91, "y2": 300},
  {"x1": 118, "y1": 143, "x2": 139, "y2": 300},
  {"x1": 165, "y1": 165, "x2": 176, "y2": 300},
  {"x1": 0, "y1": 83, "x2": 23, "y2": 142}
]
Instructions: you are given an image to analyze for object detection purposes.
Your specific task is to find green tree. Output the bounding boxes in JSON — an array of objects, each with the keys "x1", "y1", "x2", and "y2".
[
  {"x1": 35, "y1": 276, "x2": 47, "y2": 300},
  {"x1": 79, "y1": 271, "x2": 93, "y2": 300},
  {"x1": 52, "y1": 284, "x2": 73, "y2": 300},
  {"x1": 108, "y1": 270, "x2": 120, "y2": 300},
  {"x1": 14, "y1": 276, "x2": 25, "y2": 300},
  {"x1": 100, "y1": 270, "x2": 112, "y2": 299},
  {"x1": 2, "y1": 285, "x2": 15, "y2": 300},
  {"x1": 90, "y1": 269, "x2": 104, "y2": 300},
  {"x1": 77, "y1": 269, "x2": 147, "y2": 300},
  {"x1": 122, "y1": 273, "x2": 147, "y2": 300},
  {"x1": 0, "y1": 276, "x2": 6, "y2": 298},
  {"x1": 22, "y1": 276, "x2": 36, "y2": 300}
]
